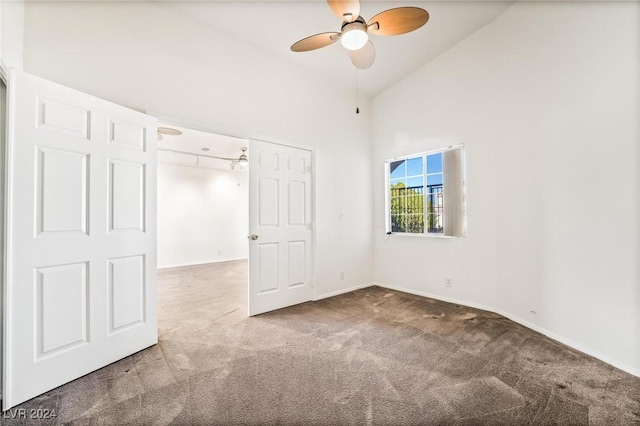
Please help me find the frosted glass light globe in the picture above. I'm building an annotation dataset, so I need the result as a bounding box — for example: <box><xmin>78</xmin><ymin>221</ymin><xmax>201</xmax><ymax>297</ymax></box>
<box><xmin>340</xmin><ymin>22</ymin><xmax>368</xmax><ymax>51</ymax></box>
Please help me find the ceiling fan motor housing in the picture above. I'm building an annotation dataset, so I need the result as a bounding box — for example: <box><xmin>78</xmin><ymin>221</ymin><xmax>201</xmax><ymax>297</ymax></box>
<box><xmin>340</xmin><ymin>19</ymin><xmax>369</xmax><ymax>51</ymax></box>
<box><xmin>341</xmin><ymin>15</ymin><xmax>367</xmax><ymax>29</ymax></box>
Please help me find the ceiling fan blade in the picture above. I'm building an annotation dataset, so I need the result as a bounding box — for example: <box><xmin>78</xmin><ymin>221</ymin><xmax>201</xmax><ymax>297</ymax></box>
<box><xmin>291</xmin><ymin>32</ymin><xmax>340</xmax><ymax>52</ymax></box>
<box><xmin>349</xmin><ymin>40</ymin><xmax>375</xmax><ymax>69</ymax></box>
<box><xmin>327</xmin><ymin>0</ymin><xmax>360</xmax><ymax>23</ymax></box>
<box><xmin>157</xmin><ymin>126</ymin><xmax>182</xmax><ymax>136</ymax></box>
<box><xmin>367</xmin><ymin>7</ymin><xmax>429</xmax><ymax>36</ymax></box>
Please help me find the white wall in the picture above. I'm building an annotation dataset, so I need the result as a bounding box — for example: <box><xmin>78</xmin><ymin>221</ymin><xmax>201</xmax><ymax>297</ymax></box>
<box><xmin>157</xmin><ymin>164</ymin><xmax>248</xmax><ymax>269</ymax></box>
<box><xmin>0</xmin><ymin>0</ymin><xmax>24</xmax><ymax>71</ymax></box>
<box><xmin>23</xmin><ymin>1</ymin><xmax>374</xmax><ymax>298</ymax></box>
<box><xmin>372</xmin><ymin>1</ymin><xmax>639</xmax><ymax>375</ymax></box>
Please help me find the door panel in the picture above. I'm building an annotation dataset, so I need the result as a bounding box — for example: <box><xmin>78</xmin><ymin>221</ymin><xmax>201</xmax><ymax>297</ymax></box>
<box><xmin>258</xmin><ymin>177</ymin><xmax>279</xmax><ymax>226</ymax></box>
<box><xmin>287</xmin><ymin>241</ymin><xmax>306</xmax><ymax>287</ymax></box>
<box><xmin>257</xmin><ymin>243</ymin><xmax>279</xmax><ymax>294</ymax></box>
<box><xmin>108</xmin><ymin>255</ymin><xmax>146</xmax><ymax>332</ymax></box>
<box><xmin>36</xmin><ymin>148</ymin><xmax>89</xmax><ymax>234</ymax></box>
<box><xmin>249</xmin><ymin>140</ymin><xmax>313</xmax><ymax>315</ymax></box>
<box><xmin>109</xmin><ymin>159</ymin><xmax>146</xmax><ymax>231</ymax></box>
<box><xmin>36</xmin><ymin>262</ymin><xmax>89</xmax><ymax>356</ymax></box>
<box><xmin>4</xmin><ymin>70</ymin><xmax>157</xmax><ymax>409</ymax></box>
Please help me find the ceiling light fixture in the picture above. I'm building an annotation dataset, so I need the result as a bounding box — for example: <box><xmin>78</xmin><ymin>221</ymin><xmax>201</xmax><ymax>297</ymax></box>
<box><xmin>340</xmin><ymin>22</ymin><xmax>368</xmax><ymax>51</ymax></box>
<box><xmin>237</xmin><ymin>147</ymin><xmax>248</xmax><ymax>168</ymax></box>
<box><xmin>231</xmin><ymin>147</ymin><xmax>248</xmax><ymax>169</ymax></box>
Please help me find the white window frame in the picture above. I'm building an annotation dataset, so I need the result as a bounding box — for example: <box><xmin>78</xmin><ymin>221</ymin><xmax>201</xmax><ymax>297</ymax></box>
<box><xmin>384</xmin><ymin>145</ymin><xmax>465</xmax><ymax>238</ymax></box>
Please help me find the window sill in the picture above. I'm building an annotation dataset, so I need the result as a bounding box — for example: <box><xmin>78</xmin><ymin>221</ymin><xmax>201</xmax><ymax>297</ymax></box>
<box><xmin>386</xmin><ymin>232</ymin><xmax>456</xmax><ymax>239</ymax></box>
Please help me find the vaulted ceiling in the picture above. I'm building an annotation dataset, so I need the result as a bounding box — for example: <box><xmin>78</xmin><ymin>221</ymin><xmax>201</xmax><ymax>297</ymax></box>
<box><xmin>160</xmin><ymin>1</ymin><xmax>513</xmax><ymax>97</ymax></box>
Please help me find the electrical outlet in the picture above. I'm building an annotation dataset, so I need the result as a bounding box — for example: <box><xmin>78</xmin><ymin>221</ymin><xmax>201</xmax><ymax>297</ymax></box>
<box><xmin>218</xmin><ymin>249</ymin><xmax>222</xmax><ymax>255</ymax></box>
<box><xmin>340</xmin><ymin>271</ymin><xmax>345</xmax><ymax>280</ymax></box>
<box><xmin>339</xmin><ymin>212</ymin><xmax>344</xmax><ymax>220</ymax></box>
<box><xmin>445</xmin><ymin>277</ymin><xmax>452</xmax><ymax>287</ymax></box>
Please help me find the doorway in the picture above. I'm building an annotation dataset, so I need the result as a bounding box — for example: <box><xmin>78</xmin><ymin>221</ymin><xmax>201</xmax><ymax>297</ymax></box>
<box><xmin>155</xmin><ymin>124</ymin><xmax>249</xmax><ymax>270</ymax></box>
<box><xmin>154</xmin><ymin>122</ymin><xmax>317</xmax><ymax>317</ymax></box>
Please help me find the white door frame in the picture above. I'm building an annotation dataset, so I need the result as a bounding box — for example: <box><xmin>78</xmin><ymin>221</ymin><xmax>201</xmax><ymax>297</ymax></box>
<box><xmin>0</xmin><ymin>64</ymin><xmax>8</xmax><ymax>402</ymax></box>
<box><xmin>146</xmin><ymin>112</ymin><xmax>319</xmax><ymax>301</ymax></box>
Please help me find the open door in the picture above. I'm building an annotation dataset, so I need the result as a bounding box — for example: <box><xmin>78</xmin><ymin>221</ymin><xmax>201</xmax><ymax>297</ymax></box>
<box><xmin>3</xmin><ymin>70</ymin><xmax>157</xmax><ymax>409</ymax></box>
<box><xmin>248</xmin><ymin>140</ymin><xmax>314</xmax><ymax>316</ymax></box>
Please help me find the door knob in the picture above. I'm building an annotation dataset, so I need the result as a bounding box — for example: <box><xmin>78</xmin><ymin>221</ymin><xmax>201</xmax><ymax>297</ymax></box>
<box><xmin>248</xmin><ymin>234</ymin><xmax>259</xmax><ymax>240</ymax></box>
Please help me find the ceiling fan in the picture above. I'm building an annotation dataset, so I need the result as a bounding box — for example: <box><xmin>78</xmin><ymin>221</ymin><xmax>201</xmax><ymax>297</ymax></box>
<box><xmin>229</xmin><ymin>147</ymin><xmax>249</xmax><ymax>170</ymax></box>
<box><xmin>157</xmin><ymin>126</ymin><xmax>183</xmax><ymax>141</ymax></box>
<box><xmin>290</xmin><ymin>0</ymin><xmax>429</xmax><ymax>69</ymax></box>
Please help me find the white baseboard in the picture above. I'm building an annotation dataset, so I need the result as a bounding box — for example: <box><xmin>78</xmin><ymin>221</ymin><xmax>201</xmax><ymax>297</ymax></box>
<box><xmin>375</xmin><ymin>282</ymin><xmax>498</xmax><ymax>313</ymax></box>
<box><xmin>314</xmin><ymin>282</ymin><xmax>375</xmax><ymax>301</ymax></box>
<box><xmin>158</xmin><ymin>258</ymin><xmax>247</xmax><ymax>270</ymax></box>
<box><xmin>494</xmin><ymin>309</ymin><xmax>640</xmax><ymax>378</ymax></box>
<box><xmin>375</xmin><ymin>281</ymin><xmax>640</xmax><ymax>378</ymax></box>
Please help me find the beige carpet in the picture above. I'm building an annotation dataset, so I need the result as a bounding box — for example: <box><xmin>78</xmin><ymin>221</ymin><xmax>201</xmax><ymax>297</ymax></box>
<box><xmin>8</xmin><ymin>260</ymin><xmax>639</xmax><ymax>425</ymax></box>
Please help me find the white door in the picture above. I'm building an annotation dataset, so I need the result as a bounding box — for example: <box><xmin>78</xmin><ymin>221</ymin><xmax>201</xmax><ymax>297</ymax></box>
<box><xmin>248</xmin><ymin>140</ymin><xmax>313</xmax><ymax>316</ymax></box>
<box><xmin>3</xmin><ymin>70</ymin><xmax>157</xmax><ymax>409</ymax></box>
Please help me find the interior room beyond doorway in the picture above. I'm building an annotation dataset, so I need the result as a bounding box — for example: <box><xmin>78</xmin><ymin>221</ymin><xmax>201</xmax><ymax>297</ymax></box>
<box><xmin>156</xmin><ymin>124</ymin><xmax>249</xmax><ymax>269</ymax></box>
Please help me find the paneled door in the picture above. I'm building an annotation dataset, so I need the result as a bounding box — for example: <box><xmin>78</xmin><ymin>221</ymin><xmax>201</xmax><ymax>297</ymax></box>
<box><xmin>248</xmin><ymin>140</ymin><xmax>314</xmax><ymax>316</ymax></box>
<box><xmin>3</xmin><ymin>70</ymin><xmax>157</xmax><ymax>409</ymax></box>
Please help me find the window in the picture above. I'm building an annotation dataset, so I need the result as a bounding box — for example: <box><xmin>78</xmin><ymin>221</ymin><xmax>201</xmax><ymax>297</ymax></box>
<box><xmin>385</xmin><ymin>146</ymin><xmax>466</xmax><ymax>237</ymax></box>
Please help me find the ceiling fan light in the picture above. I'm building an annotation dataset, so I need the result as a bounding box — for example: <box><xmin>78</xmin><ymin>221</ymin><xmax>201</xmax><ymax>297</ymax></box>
<box><xmin>340</xmin><ymin>22</ymin><xmax>368</xmax><ymax>51</ymax></box>
<box><xmin>237</xmin><ymin>147</ymin><xmax>248</xmax><ymax>168</ymax></box>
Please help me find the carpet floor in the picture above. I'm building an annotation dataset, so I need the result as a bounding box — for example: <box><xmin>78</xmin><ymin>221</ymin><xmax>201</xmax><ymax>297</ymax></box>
<box><xmin>6</xmin><ymin>260</ymin><xmax>640</xmax><ymax>425</ymax></box>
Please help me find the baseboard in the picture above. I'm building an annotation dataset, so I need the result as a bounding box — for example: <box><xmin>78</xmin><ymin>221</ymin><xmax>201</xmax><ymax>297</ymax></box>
<box><xmin>374</xmin><ymin>282</ymin><xmax>499</xmax><ymax>313</ymax></box>
<box><xmin>494</xmin><ymin>309</ymin><xmax>640</xmax><ymax>378</ymax></box>
<box><xmin>158</xmin><ymin>258</ymin><xmax>247</xmax><ymax>270</ymax></box>
<box><xmin>314</xmin><ymin>282</ymin><xmax>375</xmax><ymax>301</ymax></box>
<box><xmin>375</xmin><ymin>281</ymin><xmax>640</xmax><ymax>378</ymax></box>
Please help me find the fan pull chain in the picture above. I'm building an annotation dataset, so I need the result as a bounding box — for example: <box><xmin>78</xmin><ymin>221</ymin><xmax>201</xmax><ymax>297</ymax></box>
<box><xmin>355</xmin><ymin>69</ymin><xmax>360</xmax><ymax>114</ymax></box>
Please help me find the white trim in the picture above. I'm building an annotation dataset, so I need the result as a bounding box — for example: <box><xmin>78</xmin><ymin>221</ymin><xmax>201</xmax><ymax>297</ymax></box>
<box><xmin>385</xmin><ymin>232</ymin><xmax>452</xmax><ymax>239</ymax></box>
<box><xmin>2</xmin><ymin>69</ymin><xmax>16</xmax><ymax>408</ymax></box>
<box><xmin>384</xmin><ymin>161</ymin><xmax>390</xmax><ymax>233</ymax></box>
<box><xmin>314</xmin><ymin>282</ymin><xmax>375</xmax><ymax>301</ymax></box>
<box><xmin>496</xmin><ymin>311</ymin><xmax>640</xmax><ymax>378</ymax></box>
<box><xmin>376</xmin><ymin>282</ymin><xmax>496</xmax><ymax>312</ymax></box>
<box><xmin>311</xmin><ymin>149</ymin><xmax>318</xmax><ymax>301</ymax></box>
<box><xmin>386</xmin><ymin>144</ymin><xmax>465</xmax><ymax>163</ymax></box>
<box><xmin>157</xmin><ymin>258</ymin><xmax>247</xmax><ymax>271</ymax></box>
<box><xmin>375</xmin><ymin>281</ymin><xmax>640</xmax><ymax>379</ymax></box>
